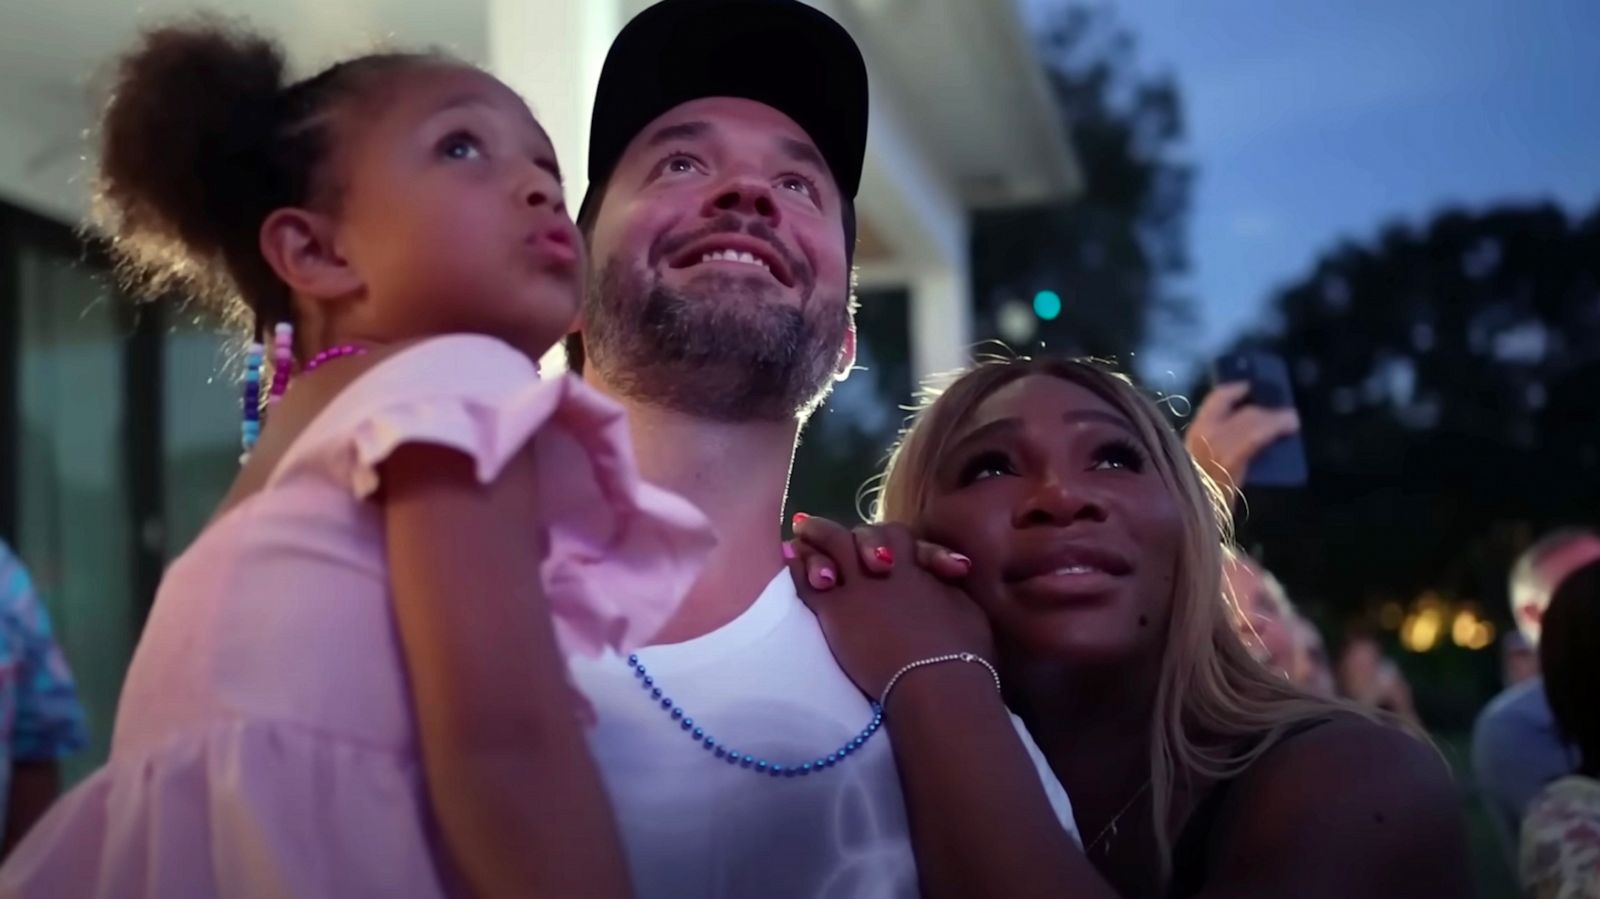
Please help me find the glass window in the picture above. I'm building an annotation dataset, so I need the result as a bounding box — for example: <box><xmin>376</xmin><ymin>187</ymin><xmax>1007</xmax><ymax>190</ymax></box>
<box><xmin>9</xmin><ymin>221</ymin><xmax>138</xmax><ymax>784</ymax></box>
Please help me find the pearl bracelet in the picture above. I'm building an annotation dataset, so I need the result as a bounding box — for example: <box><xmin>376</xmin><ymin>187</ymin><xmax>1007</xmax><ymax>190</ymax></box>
<box><xmin>879</xmin><ymin>652</ymin><xmax>1002</xmax><ymax>711</ymax></box>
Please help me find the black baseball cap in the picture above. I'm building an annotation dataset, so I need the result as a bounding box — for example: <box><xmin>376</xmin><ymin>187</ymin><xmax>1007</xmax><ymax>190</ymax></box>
<box><xmin>578</xmin><ymin>0</ymin><xmax>869</xmax><ymax>222</ymax></box>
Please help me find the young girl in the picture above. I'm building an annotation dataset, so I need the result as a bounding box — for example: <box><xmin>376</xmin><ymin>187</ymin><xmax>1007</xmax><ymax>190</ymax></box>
<box><xmin>0</xmin><ymin>18</ymin><xmax>712</xmax><ymax>899</ymax></box>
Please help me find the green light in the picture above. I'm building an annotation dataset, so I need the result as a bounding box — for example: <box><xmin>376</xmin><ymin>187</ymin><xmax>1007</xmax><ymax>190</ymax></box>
<box><xmin>1033</xmin><ymin>290</ymin><xmax>1062</xmax><ymax>320</ymax></box>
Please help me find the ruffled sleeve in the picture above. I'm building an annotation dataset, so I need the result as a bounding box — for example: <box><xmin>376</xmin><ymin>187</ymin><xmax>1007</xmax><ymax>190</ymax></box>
<box><xmin>1520</xmin><ymin>777</ymin><xmax>1600</xmax><ymax>899</ymax></box>
<box><xmin>289</xmin><ymin>335</ymin><xmax>715</xmax><ymax>657</ymax></box>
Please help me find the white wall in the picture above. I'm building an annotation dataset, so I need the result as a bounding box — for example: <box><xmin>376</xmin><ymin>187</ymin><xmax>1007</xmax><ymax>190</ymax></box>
<box><xmin>0</xmin><ymin>0</ymin><xmax>490</xmax><ymax>227</ymax></box>
<box><xmin>0</xmin><ymin>87</ymin><xmax>90</xmax><ymax>223</ymax></box>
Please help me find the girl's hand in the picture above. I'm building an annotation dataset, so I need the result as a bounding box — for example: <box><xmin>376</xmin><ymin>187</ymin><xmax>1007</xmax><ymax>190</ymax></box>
<box><xmin>785</xmin><ymin>514</ymin><xmax>994</xmax><ymax>702</ymax></box>
<box><xmin>787</xmin><ymin>513</ymin><xmax>972</xmax><ymax>592</ymax></box>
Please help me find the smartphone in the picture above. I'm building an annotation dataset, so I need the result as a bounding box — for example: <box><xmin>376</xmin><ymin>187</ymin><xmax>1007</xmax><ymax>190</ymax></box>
<box><xmin>1211</xmin><ymin>351</ymin><xmax>1308</xmax><ymax>487</ymax></box>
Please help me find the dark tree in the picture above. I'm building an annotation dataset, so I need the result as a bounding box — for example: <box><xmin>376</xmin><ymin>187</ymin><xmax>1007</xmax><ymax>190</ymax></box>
<box><xmin>791</xmin><ymin>5</ymin><xmax>1198</xmax><ymax>524</ymax></box>
<box><xmin>1215</xmin><ymin>202</ymin><xmax>1600</xmax><ymax>723</ymax></box>
<box><xmin>971</xmin><ymin>4</ymin><xmax>1195</xmax><ymax>358</ymax></box>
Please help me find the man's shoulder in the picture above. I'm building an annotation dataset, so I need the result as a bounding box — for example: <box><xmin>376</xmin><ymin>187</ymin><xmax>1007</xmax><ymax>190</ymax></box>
<box><xmin>1472</xmin><ymin>678</ymin><xmax>1563</xmax><ymax>784</ymax></box>
<box><xmin>658</xmin><ymin>569</ymin><xmax>817</xmax><ymax>660</ymax></box>
<box><xmin>1476</xmin><ymin>679</ymin><xmax>1553</xmax><ymax>734</ymax></box>
<box><xmin>755</xmin><ymin>567</ymin><xmax>808</xmax><ymax>622</ymax></box>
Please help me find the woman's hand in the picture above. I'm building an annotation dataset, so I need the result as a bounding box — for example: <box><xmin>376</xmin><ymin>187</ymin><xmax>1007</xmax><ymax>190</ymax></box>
<box><xmin>1185</xmin><ymin>381</ymin><xmax>1300</xmax><ymax>493</ymax></box>
<box><xmin>786</xmin><ymin>514</ymin><xmax>995</xmax><ymax>703</ymax></box>
<box><xmin>790</xmin><ymin>516</ymin><xmax>1100</xmax><ymax>899</ymax></box>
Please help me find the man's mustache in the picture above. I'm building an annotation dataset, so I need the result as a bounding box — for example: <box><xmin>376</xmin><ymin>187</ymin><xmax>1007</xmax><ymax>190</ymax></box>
<box><xmin>648</xmin><ymin>215</ymin><xmax>814</xmax><ymax>294</ymax></box>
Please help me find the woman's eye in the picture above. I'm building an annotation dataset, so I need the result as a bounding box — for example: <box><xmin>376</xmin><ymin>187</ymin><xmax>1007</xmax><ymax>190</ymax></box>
<box><xmin>1090</xmin><ymin>439</ymin><xmax>1146</xmax><ymax>473</ymax></box>
<box><xmin>440</xmin><ymin>131</ymin><xmax>484</xmax><ymax>161</ymax></box>
<box><xmin>958</xmin><ymin>451</ymin><xmax>1016</xmax><ymax>486</ymax></box>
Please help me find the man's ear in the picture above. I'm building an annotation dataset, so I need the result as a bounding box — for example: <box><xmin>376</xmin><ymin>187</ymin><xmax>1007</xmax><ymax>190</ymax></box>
<box><xmin>834</xmin><ymin>319</ymin><xmax>857</xmax><ymax>381</ymax></box>
<box><xmin>259</xmin><ymin>208</ymin><xmax>364</xmax><ymax>301</ymax></box>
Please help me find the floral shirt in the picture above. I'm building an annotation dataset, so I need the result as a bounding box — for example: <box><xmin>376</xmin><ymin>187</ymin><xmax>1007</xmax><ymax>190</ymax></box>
<box><xmin>0</xmin><ymin>542</ymin><xmax>89</xmax><ymax>841</ymax></box>
<box><xmin>1522</xmin><ymin>775</ymin><xmax>1600</xmax><ymax>899</ymax></box>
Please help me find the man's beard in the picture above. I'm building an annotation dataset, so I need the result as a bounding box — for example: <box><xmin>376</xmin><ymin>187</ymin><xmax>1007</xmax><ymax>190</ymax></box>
<box><xmin>581</xmin><ymin>256</ymin><xmax>850</xmax><ymax>423</ymax></box>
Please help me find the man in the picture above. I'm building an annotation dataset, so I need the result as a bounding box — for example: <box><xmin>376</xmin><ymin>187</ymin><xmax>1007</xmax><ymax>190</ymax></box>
<box><xmin>1291</xmin><ymin>614</ymin><xmax>1336</xmax><ymax>698</ymax></box>
<box><xmin>561</xmin><ymin>1</ymin><xmax>1077</xmax><ymax>895</ymax></box>
<box><xmin>1225</xmin><ymin>553</ymin><xmax>1307</xmax><ymax>684</ymax></box>
<box><xmin>1498</xmin><ymin>632</ymin><xmax>1539</xmax><ymax>688</ymax></box>
<box><xmin>1472</xmin><ymin>527</ymin><xmax>1600</xmax><ymax>860</ymax></box>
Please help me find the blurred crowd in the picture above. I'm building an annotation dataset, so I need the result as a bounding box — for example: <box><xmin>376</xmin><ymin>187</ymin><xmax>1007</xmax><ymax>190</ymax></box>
<box><xmin>1189</xmin><ymin>384</ymin><xmax>1600</xmax><ymax>896</ymax></box>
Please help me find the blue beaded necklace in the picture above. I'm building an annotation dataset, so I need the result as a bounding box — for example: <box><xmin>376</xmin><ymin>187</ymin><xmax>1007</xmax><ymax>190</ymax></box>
<box><xmin>627</xmin><ymin>654</ymin><xmax>883</xmax><ymax>777</ymax></box>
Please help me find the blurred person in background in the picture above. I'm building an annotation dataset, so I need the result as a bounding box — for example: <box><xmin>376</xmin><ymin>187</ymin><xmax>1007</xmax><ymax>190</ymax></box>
<box><xmin>1519</xmin><ymin>558</ymin><xmax>1600</xmax><ymax>898</ymax></box>
<box><xmin>1225</xmin><ymin>552</ymin><xmax>1309</xmax><ymax>686</ymax></box>
<box><xmin>1474</xmin><ymin>528</ymin><xmax>1600</xmax><ymax>861</ymax></box>
<box><xmin>1190</xmin><ymin>382</ymin><xmax>1337</xmax><ymax>696</ymax></box>
<box><xmin>1502</xmin><ymin>632</ymin><xmax>1540</xmax><ymax>689</ymax></box>
<box><xmin>1336</xmin><ymin>632</ymin><xmax>1420</xmax><ymax>727</ymax></box>
<box><xmin>0</xmin><ymin>541</ymin><xmax>87</xmax><ymax>860</ymax></box>
<box><xmin>1292</xmin><ymin>614</ymin><xmax>1337</xmax><ymax>698</ymax></box>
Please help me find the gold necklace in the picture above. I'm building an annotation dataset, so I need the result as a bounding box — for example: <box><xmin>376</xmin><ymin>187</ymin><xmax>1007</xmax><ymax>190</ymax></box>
<box><xmin>1086</xmin><ymin>779</ymin><xmax>1151</xmax><ymax>856</ymax></box>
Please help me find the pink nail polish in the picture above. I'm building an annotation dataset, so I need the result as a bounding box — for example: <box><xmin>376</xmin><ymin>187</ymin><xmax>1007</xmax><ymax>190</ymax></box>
<box><xmin>816</xmin><ymin>567</ymin><xmax>836</xmax><ymax>588</ymax></box>
<box><xmin>950</xmin><ymin>553</ymin><xmax>972</xmax><ymax>569</ymax></box>
<box><xmin>782</xmin><ymin>542</ymin><xmax>796</xmax><ymax>561</ymax></box>
<box><xmin>873</xmin><ymin>546</ymin><xmax>894</xmax><ymax>566</ymax></box>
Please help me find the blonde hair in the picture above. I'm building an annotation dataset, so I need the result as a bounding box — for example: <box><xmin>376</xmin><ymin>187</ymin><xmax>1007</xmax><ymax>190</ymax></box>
<box><xmin>871</xmin><ymin>356</ymin><xmax>1362</xmax><ymax>883</ymax></box>
<box><xmin>1225</xmin><ymin>551</ymin><xmax>1294</xmax><ymax>630</ymax></box>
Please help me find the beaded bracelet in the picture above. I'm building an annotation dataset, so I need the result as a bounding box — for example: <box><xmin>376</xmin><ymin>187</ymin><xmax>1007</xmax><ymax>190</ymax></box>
<box><xmin>879</xmin><ymin>652</ymin><xmax>1002</xmax><ymax>711</ymax></box>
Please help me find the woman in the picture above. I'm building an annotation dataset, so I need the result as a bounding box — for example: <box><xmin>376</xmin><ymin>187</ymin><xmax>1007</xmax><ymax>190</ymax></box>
<box><xmin>788</xmin><ymin>357</ymin><xmax>1469</xmax><ymax>898</ymax></box>
<box><xmin>1520</xmin><ymin>559</ymin><xmax>1600</xmax><ymax>898</ymax></box>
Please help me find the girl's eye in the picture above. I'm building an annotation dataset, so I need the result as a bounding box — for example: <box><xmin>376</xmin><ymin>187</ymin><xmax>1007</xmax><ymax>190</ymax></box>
<box><xmin>1090</xmin><ymin>439</ymin><xmax>1146</xmax><ymax>473</ymax></box>
<box><xmin>957</xmin><ymin>450</ymin><xmax>1016</xmax><ymax>486</ymax></box>
<box><xmin>440</xmin><ymin>131</ymin><xmax>484</xmax><ymax>161</ymax></box>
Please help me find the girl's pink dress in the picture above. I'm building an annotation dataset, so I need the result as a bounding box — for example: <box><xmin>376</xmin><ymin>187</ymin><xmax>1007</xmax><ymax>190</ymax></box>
<box><xmin>0</xmin><ymin>335</ymin><xmax>713</xmax><ymax>898</ymax></box>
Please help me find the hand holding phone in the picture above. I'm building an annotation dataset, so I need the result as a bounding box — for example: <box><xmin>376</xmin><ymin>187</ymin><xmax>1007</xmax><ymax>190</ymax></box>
<box><xmin>1193</xmin><ymin>351</ymin><xmax>1308</xmax><ymax>489</ymax></box>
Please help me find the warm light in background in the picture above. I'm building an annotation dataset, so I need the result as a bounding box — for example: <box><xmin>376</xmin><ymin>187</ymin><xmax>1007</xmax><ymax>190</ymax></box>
<box><xmin>1400</xmin><ymin>603</ymin><xmax>1444</xmax><ymax>653</ymax></box>
<box><xmin>1451</xmin><ymin>607</ymin><xmax>1496</xmax><ymax>651</ymax></box>
<box><xmin>1398</xmin><ymin>593</ymin><xmax>1494</xmax><ymax>652</ymax></box>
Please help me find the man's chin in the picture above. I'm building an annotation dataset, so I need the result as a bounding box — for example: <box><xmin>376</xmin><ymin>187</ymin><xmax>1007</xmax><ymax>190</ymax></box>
<box><xmin>585</xmin><ymin>259</ymin><xmax>845</xmax><ymax>421</ymax></box>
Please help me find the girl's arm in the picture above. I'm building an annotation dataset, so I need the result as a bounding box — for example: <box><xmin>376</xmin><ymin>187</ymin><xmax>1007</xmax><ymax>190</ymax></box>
<box><xmin>384</xmin><ymin>442</ymin><xmax>630</xmax><ymax>898</ymax></box>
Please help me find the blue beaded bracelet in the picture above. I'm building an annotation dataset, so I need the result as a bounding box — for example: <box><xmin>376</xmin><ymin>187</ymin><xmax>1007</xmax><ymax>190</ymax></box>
<box><xmin>626</xmin><ymin>654</ymin><xmax>882</xmax><ymax>777</ymax></box>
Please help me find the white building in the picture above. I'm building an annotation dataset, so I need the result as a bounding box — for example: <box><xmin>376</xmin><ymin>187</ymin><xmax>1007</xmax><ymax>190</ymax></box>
<box><xmin>0</xmin><ymin>0</ymin><xmax>1077</xmax><ymax>777</ymax></box>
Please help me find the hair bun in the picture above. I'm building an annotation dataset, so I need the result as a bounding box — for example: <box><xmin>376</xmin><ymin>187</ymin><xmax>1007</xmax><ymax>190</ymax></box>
<box><xmin>96</xmin><ymin>16</ymin><xmax>287</xmax><ymax>294</ymax></box>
